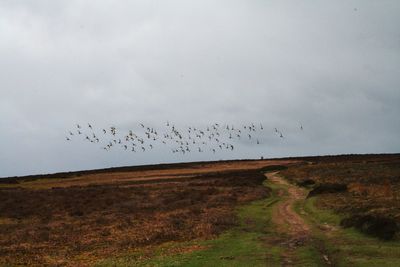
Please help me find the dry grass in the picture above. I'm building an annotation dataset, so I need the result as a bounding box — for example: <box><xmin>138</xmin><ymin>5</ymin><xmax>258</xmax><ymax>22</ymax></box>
<box><xmin>0</xmin><ymin>160</ymin><xmax>292</xmax><ymax>266</ymax></box>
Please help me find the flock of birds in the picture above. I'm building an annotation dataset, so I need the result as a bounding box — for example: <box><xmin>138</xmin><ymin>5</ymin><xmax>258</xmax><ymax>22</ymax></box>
<box><xmin>65</xmin><ymin>122</ymin><xmax>303</xmax><ymax>155</ymax></box>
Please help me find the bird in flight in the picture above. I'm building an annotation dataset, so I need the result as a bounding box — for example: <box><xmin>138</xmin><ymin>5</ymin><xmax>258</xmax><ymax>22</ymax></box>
<box><xmin>65</xmin><ymin>121</ymin><xmax>297</xmax><ymax>155</ymax></box>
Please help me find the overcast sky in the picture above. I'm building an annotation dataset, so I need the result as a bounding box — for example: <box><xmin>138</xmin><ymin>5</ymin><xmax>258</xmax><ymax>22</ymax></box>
<box><xmin>1</xmin><ymin>1</ymin><xmax>399</xmax><ymax>177</ymax></box>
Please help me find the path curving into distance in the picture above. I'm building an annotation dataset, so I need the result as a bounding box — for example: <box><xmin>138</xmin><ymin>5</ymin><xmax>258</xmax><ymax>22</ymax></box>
<box><xmin>265</xmin><ymin>172</ymin><xmax>332</xmax><ymax>266</ymax></box>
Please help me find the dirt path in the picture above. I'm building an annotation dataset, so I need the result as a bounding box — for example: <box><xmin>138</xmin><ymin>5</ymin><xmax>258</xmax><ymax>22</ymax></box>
<box><xmin>266</xmin><ymin>172</ymin><xmax>332</xmax><ymax>266</ymax></box>
<box><xmin>269</xmin><ymin>172</ymin><xmax>310</xmax><ymax>244</ymax></box>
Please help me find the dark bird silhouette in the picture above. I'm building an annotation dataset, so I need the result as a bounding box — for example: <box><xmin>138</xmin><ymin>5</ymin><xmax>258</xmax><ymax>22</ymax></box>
<box><xmin>66</xmin><ymin>121</ymin><xmax>300</xmax><ymax>156</ymax></box>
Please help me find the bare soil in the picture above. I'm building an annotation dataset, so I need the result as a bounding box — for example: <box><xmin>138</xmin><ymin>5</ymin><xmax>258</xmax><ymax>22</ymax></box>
<box><xmin>269</xmin><ymin>172</ymin><xmax>310</xmax><ymax>245</ymax></box>
<box><xmin>267</xmin><ymin>172</ymin><xmax>335</xmax><ymax>266</ymax></box>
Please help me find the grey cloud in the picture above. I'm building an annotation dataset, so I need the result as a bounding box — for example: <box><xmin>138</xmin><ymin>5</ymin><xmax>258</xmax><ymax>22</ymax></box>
<box><xmin>0</xmin><ymin>0</ymin><xmax>399</xmax><ymax>177</ymax></box>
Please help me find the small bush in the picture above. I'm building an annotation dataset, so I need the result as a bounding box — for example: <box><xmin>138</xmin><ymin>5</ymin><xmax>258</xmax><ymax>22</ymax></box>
<box><xmin>341</xmin><ymin>215</ymin><xmax>399</xmax><ymax>240</ymax></box>
<box><xmin>307</xmin><ymin>183</ymin><xmax>347</xmax><ymax>198</ymax></box>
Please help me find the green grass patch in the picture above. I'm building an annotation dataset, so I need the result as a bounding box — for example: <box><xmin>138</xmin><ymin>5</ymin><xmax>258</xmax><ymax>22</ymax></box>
<box><xmin>301</xmin><ymin>196</ymin><xmax>400</xmax><ymax>267</ymax></box>
<box><xmin>301</xmin><ymin>197</ymin><xmax>341</xmax><ymax>226</ymax></box>
<box><xmin>97</xmin><ymin>178</ymin><xmax>283</xmax><ymax>267</ymax></box>
<box><xmin>294</xmin><ymin>245</ymin><xmax>325</xmax><ymax>267</ymax></box>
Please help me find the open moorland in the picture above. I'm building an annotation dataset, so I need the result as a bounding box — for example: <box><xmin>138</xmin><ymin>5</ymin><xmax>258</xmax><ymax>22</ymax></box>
<box><xmin>1</xmin><ymin>154</ymin><xmax>400</xmax><ymax>266</ymax></box>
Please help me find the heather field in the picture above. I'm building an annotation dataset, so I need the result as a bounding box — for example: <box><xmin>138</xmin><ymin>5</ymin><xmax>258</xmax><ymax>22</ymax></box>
<box><xmin>1</xmin><ymin>155</ymin><xmax>400</xmax><ymax>266</ymax></box>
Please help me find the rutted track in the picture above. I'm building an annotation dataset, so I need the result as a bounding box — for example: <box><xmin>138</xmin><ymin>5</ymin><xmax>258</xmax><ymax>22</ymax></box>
<box><xmin>265</xmin><ymin>172</ymin><xmax>332</xmax><ymax>266</ymax></box>
<box><xmin>269</xmin><ymin>172</ymin><xmax>310</xmax><ymax>244</ymax></box>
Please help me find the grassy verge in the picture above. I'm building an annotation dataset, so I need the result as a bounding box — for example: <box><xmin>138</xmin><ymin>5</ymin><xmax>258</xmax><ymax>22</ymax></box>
<box><xmin>96</xmin><ymin>179</ymin><xmax>282</xmax><ymax>267</ymax></box>
<box><xmin>298</xmin><ymin>196</ymin><xmax>400</xmax><ymax>267</ymax></box>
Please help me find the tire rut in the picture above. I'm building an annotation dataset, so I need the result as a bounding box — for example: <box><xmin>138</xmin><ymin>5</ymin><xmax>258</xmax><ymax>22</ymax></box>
<box><xmin>266</xmin><ymin>172</ymin><xmax>332</xmax><ymax>266</ymax></box>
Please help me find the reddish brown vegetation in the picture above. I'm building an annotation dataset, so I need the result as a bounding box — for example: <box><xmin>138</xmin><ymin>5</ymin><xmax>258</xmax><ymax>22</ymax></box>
<box><xmin>0</xmin><ymin>160</ymin><xmax>285</xmax><ymax>266</ymax></box>
<box><xmin>281</xmin><ymin>154</ymin><xmax>400</xmax><ymax>240</ymax></box>
<box><xmin>1</xmin><ymin>155</ymin><xmax>398</xmax><ymax>265</ymax></box>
